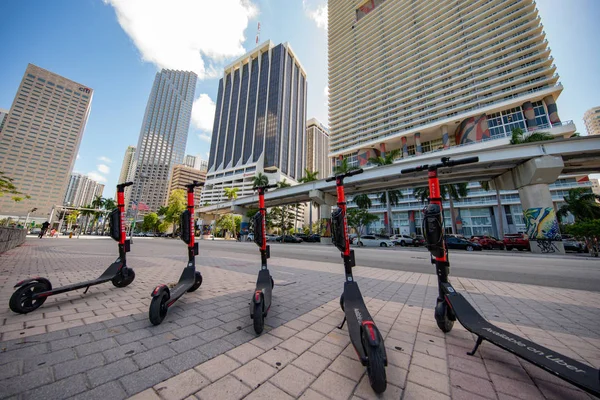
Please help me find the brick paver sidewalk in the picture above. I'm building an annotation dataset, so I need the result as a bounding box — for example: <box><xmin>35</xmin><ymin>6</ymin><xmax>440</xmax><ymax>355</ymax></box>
<box><xmin>0</xmin><ymin>238</ymin><xmax>599</xmax><ymax>399</ymax></box>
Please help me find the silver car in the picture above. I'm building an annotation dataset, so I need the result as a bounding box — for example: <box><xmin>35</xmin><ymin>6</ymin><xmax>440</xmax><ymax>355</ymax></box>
<box><xmin>353</xmin><ymin>235</ymin><xmax>395</xmax><ymax>247</ymax></box>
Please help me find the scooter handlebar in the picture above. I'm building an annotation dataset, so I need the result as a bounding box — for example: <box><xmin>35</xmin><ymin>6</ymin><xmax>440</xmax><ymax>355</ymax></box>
<box><xmin>401</xmin><ymin>165</ymin><xmax>427</xmax><ymax>174</ymax></box>
<box><xmin>117</xmin><ymin>181</ymin><xmax>134</xmax><ymax>191</ymax></box>
<box><xmin>444</xmin><ymin>156</ymin><xmax>479</xmax><ymax>167</ymax></box>
<box><xmin>326</xmin><ymin>168</ymin><xmax>364</xmax><ymax>182</ymax></box>
<box><xmin>186</xmin><ymin>181</ymin><xmax>205</xmax><ymax>189</ymax></box>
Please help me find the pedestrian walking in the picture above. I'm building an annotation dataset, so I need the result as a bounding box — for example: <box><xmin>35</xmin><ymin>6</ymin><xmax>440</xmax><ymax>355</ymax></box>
<box><xmin>40</xmin><ymin>221</ymin><xmax>50</xmax><ymax>238</ymax></box>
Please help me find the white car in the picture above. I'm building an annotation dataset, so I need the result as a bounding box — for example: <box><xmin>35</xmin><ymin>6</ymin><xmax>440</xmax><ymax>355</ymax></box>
<box><xmin>353</xmin><ymin>235</ymin><xmax>395</xmax><ymax>247</ymax></box>
<box><xmin>391</xmin><ymin>234</ymin><xmax>413</xmax><ymax>246</ymax></box>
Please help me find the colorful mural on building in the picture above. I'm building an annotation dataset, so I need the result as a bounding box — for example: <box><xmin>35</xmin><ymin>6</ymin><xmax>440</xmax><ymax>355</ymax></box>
<box><xmin>523</xmin><ymin>207</ymin><xmax>561</xmax><ymax>240</ymax></box>
<box><xmin>454</xmin><ymin>114</ymin><xmax>490</xmax><ymax>145</ymax></box>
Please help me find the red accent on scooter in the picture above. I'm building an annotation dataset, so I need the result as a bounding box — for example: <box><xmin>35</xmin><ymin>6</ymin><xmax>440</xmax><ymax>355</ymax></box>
<box><xmin>255</xmin><ymin>290</ymin><xmax>261</xmax><ymax>302</ymax></box>
<box><xmin>362</xmin><ymin>321</ymin><xmax>376</xmax><ymax>341</ymax></box>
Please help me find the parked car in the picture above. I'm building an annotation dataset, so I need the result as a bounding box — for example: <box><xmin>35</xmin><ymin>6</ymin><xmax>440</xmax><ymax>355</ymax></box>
<box><xmin>470</xmin><ymin>235</ymin><xmax>505</xmax><ymax>250</ymax></box>
<box><xmin>391</xmin><ymin>234</ymin><xmax>414</xmax><ymax>247</ymax></box>
<box><xmin>503</xmin><ymin>233</ymin><xmax>530</xmax><ymax>251</ymax></box>
<box><xmin>413</xmin><ymin>235</ymin><xmax>425</xmax><ymax>247</ymax></box>
<box><xmin>276</xmin><ymin>235</ymin><xmax>303</xmax><ymax>243</ymax></box>
<box><xmin>295</xmin><ymin>233</ymin><xmax>319</xmax><ymax>242</ymax></box>
<box><xmin>561</xmin><ymin>235</ymin><xmax>584</xmax><ymax>253</ymax></box>
<box><xmin>445</xmin><ymin>236</ymin><xmax>482</xmax><ymax>251</ymax></box>
<box><xmin>352</xmin><ymin>235</ymin><xmax>395</xmax><ymax>247</ymax></box>
<box><xmin>30</xmin><ymin>228</ymin><xmax>41</xmax><ymax>235</ymax></box>
<box><xmin>266</xmin><ymin>234</ymin><xmax>277</xmax><ymax>242</ymax></box>
<box><xmin>246</xmin><ymin>233</ymin><xmax>254</xmax><ymax>241</ymax></box>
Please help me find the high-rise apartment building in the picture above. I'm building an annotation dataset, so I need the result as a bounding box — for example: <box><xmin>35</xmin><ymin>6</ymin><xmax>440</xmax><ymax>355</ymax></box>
<box><xmin>305</xmin><ymin>118</ymin><xmax>330</xmax><ymax>179</ymax></box>
<box><xmin>0</xmin><ymin>64</ymin><xmax>93</xmax><ymax>218</ymax></box>
<box><xmin>201</xmin><ymin>40</ymin><xmax>308</xmax><ymax>204</ymax></box>
<box><xmin>584</xmin><ymin>106</ymin><xmax>600</xmax><ymax>136</ymax></box>
<box><xmin>63</xmin><ymin>173</ymin><xmax>104</xmax><ymax>208</ymax></box>
<box><xmin>129</xmin><ymin>70</ymin><xmax>197</xmax><ymax>212</ymax></box>
<box><xmin>0</xmin><ymin>108</ymin><xmax>9</xmax><ymax>133</ymax></box>
<box><xmin>167</xmin><ymin>164</ymin><xmax>207</xmax><ymax>207</ymax></box>
<box><xmin>328</xmin><ymin>0</ymin><xmax>581</xmax><ymax>237</ymax></box>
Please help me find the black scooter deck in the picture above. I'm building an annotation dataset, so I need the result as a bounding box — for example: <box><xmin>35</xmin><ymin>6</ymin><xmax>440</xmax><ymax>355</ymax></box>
<box><xmin>34</xmin><ymin>261</ymin><xmax>123</xmax><ymax>298</ymax></box>
<box><xmin>443</xmin><ymin>283</ymin><xmax>600</xmax><ymax>397</ymax></box>
<box><xmin>342</xmin><ymin>281</ymin><xmax>372</xmax><ymax>364</ymax></box>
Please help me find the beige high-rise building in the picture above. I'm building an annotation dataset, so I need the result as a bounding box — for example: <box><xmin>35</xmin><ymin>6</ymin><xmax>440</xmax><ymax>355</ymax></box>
<box><xmin>0</xmin><ymin>108</ymin><xmax>9</xmax><ymax>133</ymax></box>
<box><xmin>328</xmin><ymin>0</ymin><xmax>574</xmax><ymax>165</ymax></box>
<box><xmin>305</xmin><ymin>118</ymin><xmax>330</xmax><ymax>179</ymax></box>
<box><xmin>584</xmin><ymin>106</ymin><xmax>600</xmax><ymax>136</ymax></box>
<box><xmin>63</xmin><ymin>173</ymin><xmax>104</xmax><ymax>208</ymax></box>
<box><xmin>0</xmin><ymin>64</ymin><xmax>93</xmax><ymax>219</ymax></box>
<box><xmin>167</xmin><ymin>164</ymin><xmax>207</xmax><ymax>207</ymax></box>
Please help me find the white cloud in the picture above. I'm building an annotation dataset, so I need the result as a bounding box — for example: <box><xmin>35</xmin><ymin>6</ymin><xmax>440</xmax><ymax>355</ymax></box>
<box><xmin>88</xmin><ymin>172</ymin><xmax>107</xmax><ymax>183</ymax></box>
<box><xmin>98</xmin><ymin>156</ymin><xmax>112</xmax><ymax>163</ymax></box>
<box><xmin>76</xmin><ymin>153</ymin><xmax>80</xmax><ymax>160</ymax></box>
<box><xmin>198</xmin><ymin>133</ymin><xmax>212</xmax><ymax>143</ymax></box>
<box><xmin>303</xmin><ymin>0</ymin><xmax>327</xmax><ymax>30</ymax></box>
<box><xmin>104</xmin><ymin>0</ymin><xmax>259</xmax><ymax>79</ymax></box>
<box><xmin>97</xmin><ymin>164</ymin><xmax>110</xmax><ymax>174</ymax></box>
<box><xmin>192</xmin><ymin>93</ymin><xmax>216</xmax><ymax>132</ymax></box>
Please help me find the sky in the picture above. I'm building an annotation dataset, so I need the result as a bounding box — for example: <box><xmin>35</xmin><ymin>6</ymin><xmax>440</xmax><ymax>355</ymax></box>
<box><xmin>0</xmin><ymin>0</ymin><xmax>598</xmax><ymax>198</ymax></box>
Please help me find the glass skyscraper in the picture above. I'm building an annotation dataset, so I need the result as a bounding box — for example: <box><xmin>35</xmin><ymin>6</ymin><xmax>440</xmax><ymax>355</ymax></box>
<box><xmin>129</xmin><ymin>69</ymin><xmax>197</xmax><ymax>212</ymax></box>
<box><xmin>201</xmin><ymin>40</ymin><xmax>308</xmax><ymax>204</ymax></box>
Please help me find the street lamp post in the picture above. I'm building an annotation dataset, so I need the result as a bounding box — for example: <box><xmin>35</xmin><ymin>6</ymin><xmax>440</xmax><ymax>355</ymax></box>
<box><xmin>24</xmin><ymin>207</ymin><xmax>38</xmax><ymax>230</ymax></box>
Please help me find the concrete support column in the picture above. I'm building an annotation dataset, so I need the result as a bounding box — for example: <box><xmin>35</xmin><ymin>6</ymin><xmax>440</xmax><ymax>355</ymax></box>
<box><xmin>379</xmin><ymin>143</ymin><xmax>386</xmax><ymax>157</ymax></box>
<box><xmin>320</xmin><ymin>204</ymin><xmax>333</xmax><ymax>245</ymax></box>
<box><xmin>492</xmin><ymin>155</ymin><xmax>565</xmax><ymax>254</ymax></box>
<box><xmin>522</xmin><ymin>101</ymin><xmax>537</xmax><ymax>130</ymax></box>
<box><xmin>414</xmin><ymin>132</ymin><xmax>422</xmax><ymax>155</ymax></box>
<box><xmin>518</xmin><ymin>184</ymin><xmax>564</xmax><ymax>254</ymax></box>
<box><xmin>401</xmin><ymin>136</ymin><xmax>408</xmax><ymax>158</ymax></box>
<box><xmin>441</xmin><ymin>125</ymin><xmax>449</xmax><ymax>149</ymax></box>
<box><xmin>543</xmin><ymin>95</ymin><xmax>561</xmax><ymax>125</ymax></box>
<box><xmin>241</xmin><ymin>214</ymin><xmax>250</xmax><ymax>241</ymax></box>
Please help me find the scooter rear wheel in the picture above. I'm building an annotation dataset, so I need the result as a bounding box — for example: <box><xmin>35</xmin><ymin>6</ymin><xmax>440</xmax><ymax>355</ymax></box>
<box><xmin>188</xmin><ymin>271</ymin><xmax>203</xmax><ymax>292</ymax></box>
<box><xmin>253</xmin><ymin>300</ymin><xmax>264</xmax><ymax>334</ymax></box>
<box><xmin>362</xmin><ymin>330</ymin><xmax>387</xmax><ymax>394</ymax></box>
<box><xmin>9</xmin><ymin>281</ymin><xmax>50</xmax><ymax>314</ymax></box>
<box><xmin>112</xmin><ymin>267</ymin><xmax>135</xmax><ymax>288</ymax></box>
<box><xmin>434</xmin><ymin>300</ymin><xmax>454</xmax><ymax>333</ymax></box>
<box><xmin>340</xmin><ymin>294</ymin><xmax>345</xmax><ymax>312</ymax></box>
<box><xmin>149</xmin><ymin>292</ymin><xmax>169</xmax><ymax>325</ymax></box>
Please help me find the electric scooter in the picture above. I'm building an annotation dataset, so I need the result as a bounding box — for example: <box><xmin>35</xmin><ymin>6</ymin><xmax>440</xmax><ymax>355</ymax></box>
<box><xmin>249</xmin><ymin>182</ymin><xmax>277</xmax><ymax>334</ymax></box>
<box><xmin>326</xmin><ymin>169</ymin><xmax>387</xmax><ymax>394</ymax></box>
<box><xmin>9</xmin><ymin>182</ymin><xmax>136</xmax><ymax>314</ymax></box>
<box><xmin>401</xmin><ymin>156</ymin><xmax>600</xmax><ymax>397</ymax></box>
<box><xmin>149</xmin><ymin>181</ymin><xmax>203</xmax><ymax>325</ymax></box>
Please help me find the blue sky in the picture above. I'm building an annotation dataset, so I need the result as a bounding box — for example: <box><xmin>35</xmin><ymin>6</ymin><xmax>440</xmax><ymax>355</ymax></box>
<box><xmin>0</xmin><ymin>0</ymin><xmax>598</xmax><ymax>198</ymax></box>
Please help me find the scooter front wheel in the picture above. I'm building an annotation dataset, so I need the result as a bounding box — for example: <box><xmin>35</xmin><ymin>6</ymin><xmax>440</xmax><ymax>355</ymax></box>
<box><xmin>434</xmin><ymin>300</ymin><xmax>454</xmax><ymax>333</ymax></box>
<box><xmin>363</xmin><ymin>330</ymin><xmax>387</xmax><ymax>394</ymax></box>
<box><xmin>149</xmin><ymin>292</ymin><xmax>169</xmax><ymax>325</ymax></box>
<box><xmin>112</xmin><ymin>267</ymin><xmax>135</xmax><ymax>288</ymax></box>
<box><xmin>253</xmin><ymin>300</ymin><xmax>264</xmax><ymax>334</ymax></box>
<box><xmin>188</xmin><ymin>271</ymin><xmax>203</xmax><ymax>292</ymax></box>
<box><xmin>9</xmin><ymin>281</ymin><xmax>50</xmax><ymax>314</ymax></box>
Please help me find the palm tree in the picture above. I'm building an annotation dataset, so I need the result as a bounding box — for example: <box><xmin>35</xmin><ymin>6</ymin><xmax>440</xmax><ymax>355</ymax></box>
<box><xmin>557</xmin><ymin>188</ymin><xmax>600</xmax><ymax>222</ymax></box>
<box><xmin>90</xmin><ymin>195</ymin><xmax>105</xmax><ymax>234</ymax></box>
<box><xmin>413</xmin><ymin>182</ymin><xmax>470</xmax><ymax>234</ymax></box>
<box><xmin>299</xmin><ymin>168</ymin><xmax>319</xmax><ymax>233</ymax></box>
<box><xmin>369</xmin><ymin>149</ymin><xmax>402</xmax><ymax>235</ymax></box>
<box><xmin>252</xmin><ymin>172</ymin><xmax>269</xmax><ymax>189</ymax></box>
<box><xmin>80</xmin><ymin>205</ymin><xmax>94</xmax><ymax>234</ymax></box>
<box><xmin>100</xmin><ymin>198</ymin><xmax>117</xmax><ymax>236</ymax></box>
<box><xmin>510</xmin><ymin>127</ymin><xmax>554</xmax><ymax>144</ymax></box>
<box><xmin>333</xmin><ymin>157</ymin><xmax>358</xmax><ymax>174</ymax></box>
<box><xmin>66</xmin><ymin>210</ymin><xmax>80</xmax><ymax>232</ymax></box>
<box><xmin>353</xmin><ymin>194</ymin><xmax>372</xmax><ymax>210</ymax></box>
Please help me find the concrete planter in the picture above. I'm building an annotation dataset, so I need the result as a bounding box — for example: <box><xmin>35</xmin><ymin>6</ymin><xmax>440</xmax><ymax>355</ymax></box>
<box><xmin>0</xmin><ymin>227</ymin><xmax>27</xmax><ymax>253</ymax></box>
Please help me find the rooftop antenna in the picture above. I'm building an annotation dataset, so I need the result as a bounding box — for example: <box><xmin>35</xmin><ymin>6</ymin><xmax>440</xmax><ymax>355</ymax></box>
<box><xmin>256</xmin><ymin>22</ymin><xmax>261</xmax><ymax>44</ymax></box>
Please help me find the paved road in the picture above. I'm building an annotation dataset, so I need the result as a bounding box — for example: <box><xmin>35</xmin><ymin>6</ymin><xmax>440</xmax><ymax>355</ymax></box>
<box><xmin>190</xmin><ymin>239</ymin><xmax>600</xmax><ymax>292</ymax></box>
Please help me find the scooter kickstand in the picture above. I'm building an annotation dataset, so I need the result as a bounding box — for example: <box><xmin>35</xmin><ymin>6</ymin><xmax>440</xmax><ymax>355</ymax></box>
<box><xmin>337</xmin><ymin>316</ymin><xmax>347</xmax><ymax>330</ymax></box>
<box><xmin>467</xmin><ymin>336</ymin><xmax>483</xmax><ymax>356</ymax></box>
<box><xmin>83</xmin><ymin>286</ymin><xmax>90</xmax><ymax>294</ymax></box>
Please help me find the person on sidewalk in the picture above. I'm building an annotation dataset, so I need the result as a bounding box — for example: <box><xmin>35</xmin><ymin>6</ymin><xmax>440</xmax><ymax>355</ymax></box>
<box><xmin>40</xmin><ymin>221</ymin><xmax>50</xmax><ymax>238</ymax></box>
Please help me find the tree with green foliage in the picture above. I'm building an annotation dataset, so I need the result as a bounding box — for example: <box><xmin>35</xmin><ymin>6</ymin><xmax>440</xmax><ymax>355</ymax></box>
<box><xmin>413</xmin><ymin>182</ymin><xmax>469</xmax><ymax>234</ymax></box>
<box><xmin>333</xmin><ymin>157</ymin><xmax>358</xmax><ymax>174</ymax></box>
<box><xmin>353</xmin><ymin>194</ymin><xmax>372</xmax><ymax>210</ymax></box>
<box><xmin>480</xmin><ymin>180</ymin><xmax>505</xmax><ymax>238</ymax></box>
<box><xmin>299</xmin><ymin>168</ymin><xmax>319</xmax><ymax>233</ymax></box>
<box><xmin>346</xmin><ymin>208</ymin><xmax>379</xmax><ymax>246</ymax></box>
<box><xmin>100</xmin><ymin>198</ymin><xmax>117</xmax><ymax>236</ymax></box>
<box><xmin>90</xmin><ymin>195</ymin><xmax>105</xmax><ymax>234</ymax></box>
<box><xmin>143</xmin><ymin>212</ymin><xmax>159</xmax><ymax>232</ymax></box>
<box><xmin>269</xmin><ymin>206</ymin><xmax>294</xmax><ymax>235</ymax></box>
<box><xmin>66</xmin><ymin>210</ymin><xmax>80</xmax><ymax>231</ymax></box>
<box><xmin>215</xmin><ymin>214</ymin><xmax>242</xmax><ymax>238</ymax></box>
<box><xmin>0</xmin><ymin>171</ymin><xmax>31</xmax><ymax>202</ymax></box>
<box><xmin>164</xmin><ymin>189</ymin><xmax>187</xmax><ymax>234</ymax></box>
<box><xmin>223</xmin><ymin>187</ymin><xmax>239</xmax><ymax>200</ymax></box>
<box><xmin>369</xmin><ymin>149</ymin><xmax>403</xmax><ymax>235</ymax></box>
<box><xmin>557</xmin><ymin>188</ymin><xmax>600</xmax><ymax>222</ymax></box>
<box><xmin>252</xmin><ymin>173</ymin><xmax>269</xmax><ymax>188</ymax></box>
<box><xmin>276</xmin><ymin>179</ymin><xmax>292</xmax><ymax>235</ymax></box>
<box><xmin>562</xmin><ymin>219</ymin><xmax>600</xmax><ymax>257</ymax></box>
<box><xmin>510</xmin><ymin>127</ymin><xmax>554</xmax><ymax>144</ymax></box>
